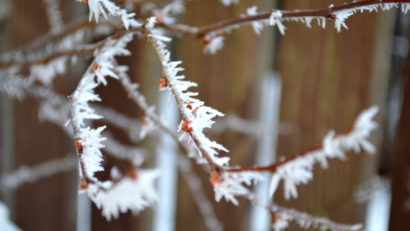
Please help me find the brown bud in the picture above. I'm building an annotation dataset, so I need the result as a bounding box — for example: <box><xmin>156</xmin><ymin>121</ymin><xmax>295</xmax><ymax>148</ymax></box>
<box><xmin>209</xmin><ymin>170</ymin><xmax>223</xmax><ymax>185</ymax></box>
<box><xmin>158</xmin><ymin>77</ymin><xmax>168</xmax><ymax>89</ymax></box>
<box><xmin>181</xmin><ymin>120</ymin><xmax>192</xmax><ymax>133</ymax></box>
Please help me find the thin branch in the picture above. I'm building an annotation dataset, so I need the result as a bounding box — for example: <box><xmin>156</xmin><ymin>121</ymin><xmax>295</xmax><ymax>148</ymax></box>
<box><xmin>225</xmin><ymin>111</ymin><xmax>374</xmax><ymax>174</ymax></box>
<box><xmin>178</xmin><ymin>155</ymin><xmax>224</xmax><ymax>231</ymax></box>
<box><xmin>195</xmin><ymin>0</ymin><xmax>410</xmax><ymax>37</ymax></box>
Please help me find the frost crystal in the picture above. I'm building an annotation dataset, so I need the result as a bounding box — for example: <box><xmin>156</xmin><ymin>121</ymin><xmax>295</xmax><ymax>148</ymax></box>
<box><xmin>0</xmin><ymin>68</ymin><xmax>32</xmax><ymax>100</ymax></box>
<box><xmin>269</xmin><ymin>10</ymin><xmax>286</xmax><ymax>35</ymax></box>
<box><xmin>334</xmin><ymin>9</ymin><xmax>354</xmax><ymax>32</ymax></box>
<box><xmin>77</xmin><ymin>0</ymin><xmax>140</xmax><ymax>29</ymax></box>
<box><xmin>246</xmin><ymin>6</ymin><xmax>268</xmax><ymax>35</ymax></box>
<box><xmin>402</xmin><ymin>3</ymin><xmax>410</xmax><ymax>14</ymax></box>
<box><xmin>89</xmin><ymin>170</ymin><xmax>159</xmax><ymax>220</ymax></box>
<box><xmin>213</xmin><ymin>171</ymin><xmax>264</xmax><ymax>205</ymax></box>
<box><xmin>203</xmin><ymin>36</ymin><xmax>225</xmax><ymax>55</ymax></box>
<box><xmin>269</xmin><ymin>106</ymin><xmax>379</xmax><ymax>199</ymax></box>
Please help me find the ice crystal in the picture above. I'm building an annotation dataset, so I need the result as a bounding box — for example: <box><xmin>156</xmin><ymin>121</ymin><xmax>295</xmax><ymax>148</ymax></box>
<box><xmin>77</xmin><ymin>0</ymin><xmax>140</xmax><ymax>29</ymax></box>
<box><xmin>89</xmin><ymin>170</ymin><xmax>159</xmax><ymax>220</ymax></box>
<box><xmin>269</xmin><ymin>10</ymin><xmax>286</xmax><ymax>35</ymax></box>
<box><xmin>203</xmin><ymin>36</ymin><xmax>225</xmax><ymax>55</ymax></box>
<box><xmin>0</xmin><ymin>68</ymin><xmax>32</xmax><ymax>100</ymax></box>
<box><xmin>246</xmin><ymin>6</ymin><xmax>268</xmax><ymax>35</ymax></box>
<box><xmin>402</xmin><ymin>3</ymin><xmax>410</xmax><ymax>14</ymax></box>
<box><xmin>334</xmin><ymin>9</ymin><xmax>354</xmax><ymax>32</ymax></box>
<box><xmin>213</xmin><ymin>171</ymin><xmax>264</xmax><ymax>205</ymax></box>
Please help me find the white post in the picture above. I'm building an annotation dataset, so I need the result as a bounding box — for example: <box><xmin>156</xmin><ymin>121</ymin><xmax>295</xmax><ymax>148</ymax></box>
<box><xmin>153</xmin><ymin>94</ymin><xmax>179</xmax><ymax>231</ymax></box>
<box><xmin>249</xmin><ymin>73</ymin><xmax>282</xmax><ymax>231</ymax></box>
<box><xmin>76</xmin><ymin>193</ymin><xmax>91</xmax><ymax>231</ymax></box>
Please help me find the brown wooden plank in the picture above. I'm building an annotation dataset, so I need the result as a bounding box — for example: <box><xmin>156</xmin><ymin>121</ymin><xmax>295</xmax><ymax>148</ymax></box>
<box><xmin>7</xmin><ymin>1</ymin><xmax>77</xmax><ymax>231</ymax></box>
<box><xmin>275</xmin><ymin>0</ymin><xmax>391</xmax><ymax>226</ymax></box>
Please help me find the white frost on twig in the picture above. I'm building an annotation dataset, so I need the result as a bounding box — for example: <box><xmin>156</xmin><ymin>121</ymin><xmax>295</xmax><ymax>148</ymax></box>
<box><xmin>269</xmin><ymin>106</ymin><xmax>379</xmax><ymax>199</ymax></box>
<box><xmin>147</xmin><ymin>30</ymin><xmax>230</xmax><ymax>166</ymax></box>
<box><xmin>212</xmin><ymin>171</ymin><xmax>265</xmax><ymax>205</ymax></box>
<box><xmin>284</xmin><ymin>16</ymin><xmax>326</xmax><ymax>29</ymax></box>
<box><xmin>69</xmin><ymin>34</ymin><xmax>133</xmax><ymax>178</ymax></box>
<box><xmin>88</xmin><ymin>170</ymin><xmax>159</xmax><ymax>220</ymax></box>
<box><xmin>269</xmin><ymin>10</ymin><xmax>286</xmax><ymax>35</ymax></box>
<box><xmin>203</xmin><ymin>36</ymin><xmax>225</xmax><ymax>55</ymax></box>
<box><xmin>69</xmin><ymin>33</ymin><xmax>160</xmax><ymax>219</ymax></box>
<box><xmin>77</xmin><ymin>0</ymin><xmax>140</xmax><ymax>29</ymax></box>
<box><xmin>246</xmin><ymin>193</ymin><xmax>363</xmax><ymax>231</ymax></box>
<box><xmin>402</xmin><ymin>3</ymin><xmax>410</xmax><ymax>14</ymax></box>
<box><xmin>246</xmin><ymin>6</ymin><xmax>269</xmax><ymax>35</ymax></box>
<box><xmin>0</xmin><ymin>68</ymin><xmax>33</xmax><ymax>99</ymax></box>
<box><xmin>334</xmin><ymin>9</ymin><xmax>355</xmax><ymax>32</ymax></box>
<box><xmin>270</xmin><ymin>206</ymin><xmax>363</xmax><ymax>231</ymax></box>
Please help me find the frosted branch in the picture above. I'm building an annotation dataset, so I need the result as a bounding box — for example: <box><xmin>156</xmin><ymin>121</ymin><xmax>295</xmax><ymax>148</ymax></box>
<box><xmin>193</xmin><ymin>0</ymin><xmax>410</xmax><ymax>37</ymax></box>
<box><xmin>268</xmin><ymin>106</ymin><xmax>379</xmax><ymax>199</ymax></box>
<box><xmin>142</xmin><ymin>24</ymin><xmax>230</xmax><ymax>168</ymax></box>
<box><xmin>0</xmin><ymin>155</ymin><xmax>77</xmax><ymax>191</ymax></box>
<box><xmin>246</xmin><ymin>193</ymin><xmax>363</xmax><ymax>231</ymax></box>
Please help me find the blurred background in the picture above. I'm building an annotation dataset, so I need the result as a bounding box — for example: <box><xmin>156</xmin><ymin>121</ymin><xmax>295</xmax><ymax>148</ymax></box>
<box><xmin>0</xmin><ymin>0</ymin><xmax>409</xmax><ymax>230</ymax></box>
